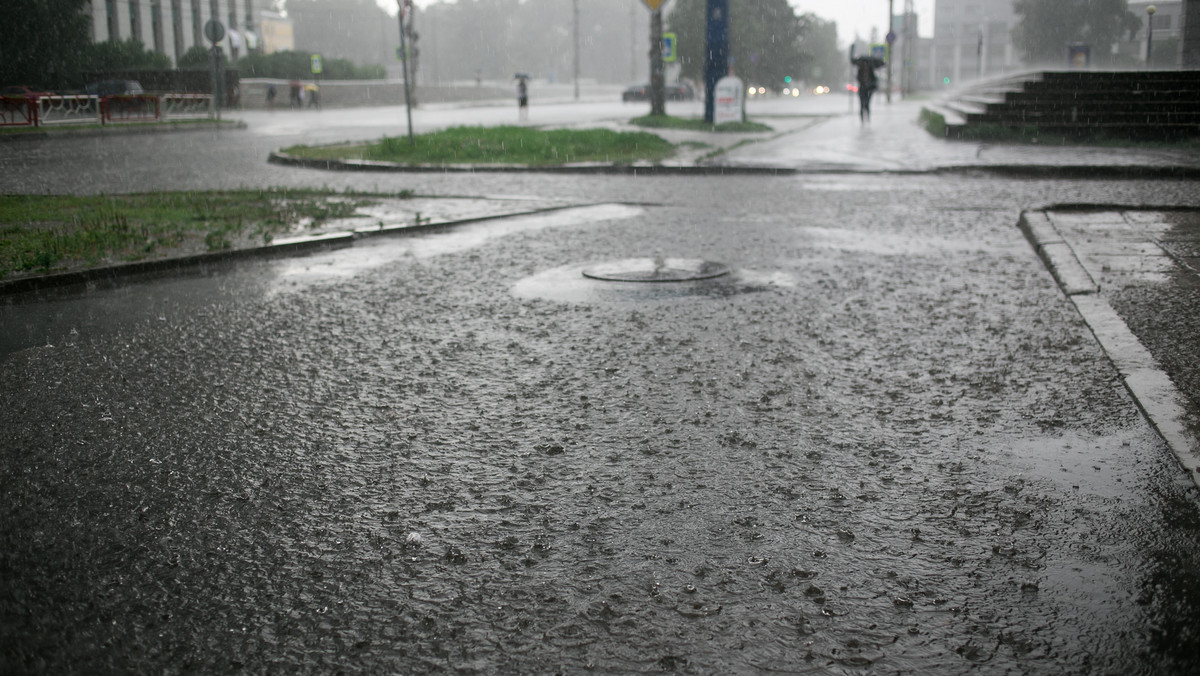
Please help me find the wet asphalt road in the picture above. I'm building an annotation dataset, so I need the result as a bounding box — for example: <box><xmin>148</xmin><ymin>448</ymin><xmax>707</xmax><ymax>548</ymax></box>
<box><xmin>3</xmin><ymin>113</ymin><xmax>1200</xmax><ymax>674</ymax></box>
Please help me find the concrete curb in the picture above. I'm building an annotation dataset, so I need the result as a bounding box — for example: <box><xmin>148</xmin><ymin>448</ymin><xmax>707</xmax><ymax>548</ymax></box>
<box><xmin>266</xmin><ymin>151</ymin><xmax>798</xmax><ymax>176</ymax></box>
<box><xmin>0</xmin><ymin>231</ymin><xmax>353</xmax><ymax>296</ymax></box>
<box><xmin>0</xmin><ymin>202</ymin><xmax>593</xmax><ymax>297</ymax></box>
<box><xmin>1019</xmin><ymin>209</ymin><xmax>1200</xmax><ymax>489</ymax></box>
<box><xmin>1017</xmin><ymin>211</ymin><xmax>1099</xmax><ymax>295</ymax></box>
<box><xmin>269</xmin><ymin>150</ymin><xmax>1200</xmax><ymax>179</ymax></box>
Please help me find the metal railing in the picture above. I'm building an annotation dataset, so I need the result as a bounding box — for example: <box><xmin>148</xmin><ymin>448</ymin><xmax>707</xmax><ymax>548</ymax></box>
<box><xmin>0</xmin><ymin>94</ymin><xmax>214</xmax><ymax>128</ymax></box>
<box><xmin>36</xmin><ymin>95</ymin><xmax>101</xmax><ymax>126</ymax></box>
<box><xmin>100</xmin><ymin>94</ymin><xmax>160</xmax><ymax>123</ymax></box>
<box><xmin>0</xmin><ymin>97</ymin><xmax>39</xmax><ymax>127</ymax></box>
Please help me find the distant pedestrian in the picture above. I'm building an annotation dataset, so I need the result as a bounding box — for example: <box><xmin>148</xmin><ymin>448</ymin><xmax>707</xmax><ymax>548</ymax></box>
<box><xmin>853</xmin><ymin>58</ymin><xmax>878</xmax><ymax>123</ymax></box>
<box><xmin>516</xmin><ymin>76</ymin><xmax>529</xmax><ymax>121</ymax></box>
<box><xmin>305</xmin><ymin>83</ymin><xmax>320</xmax><ymax>109</ymax></box>
<box><xmin>266</xmin><ymin>84</ymin><xmax>277</xmax><ymax>111</ymax></box>
<box><xmin>289</xmin><ymin>80</ymin><xmax>301</xmax><ymax>109</ymax></box>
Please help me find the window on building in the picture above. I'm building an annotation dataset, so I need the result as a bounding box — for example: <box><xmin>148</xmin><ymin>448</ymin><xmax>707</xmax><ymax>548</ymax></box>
<box><xmin>172</xmin><ymin>0</ymin><xmax>184</xmax><ymax>61</ymax></box>
<box><xmin>192</xmin><ymin>0</ymin><xmax>201</xmax><ymax>45</ymax></box>
<box><xmin>152</xmin><ymin>0</ymin><xmax>164</xmax><ymax>53</ymax></box>
<box><xmin>107</xmin><ymin>0</ymin><xmax>118</xmax><ymax>40</ymax></box>
<box><xmin>130</xmin><ymin>1</ymin><xmax>141</xmax><ymax>43</ymax></box>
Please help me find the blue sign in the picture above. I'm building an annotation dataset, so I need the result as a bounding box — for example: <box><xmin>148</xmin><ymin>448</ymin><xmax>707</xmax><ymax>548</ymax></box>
<box><xmin>662</xmin><ymin>33</ymin><xmax>677</xmax><ymax>63</ymax></box>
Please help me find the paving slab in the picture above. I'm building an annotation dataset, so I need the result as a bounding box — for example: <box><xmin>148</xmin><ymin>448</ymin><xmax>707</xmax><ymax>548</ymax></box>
<box><xmin>1023</xmin><ymin>207</ymin><xmax>1200</xmax><ymax>487</ymax></box>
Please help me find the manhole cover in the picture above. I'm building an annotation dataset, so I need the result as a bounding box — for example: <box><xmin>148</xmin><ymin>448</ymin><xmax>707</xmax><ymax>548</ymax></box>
<box><xmin>582</xmin><ymin>258</ymin><xmax>731</xmax><ymax>283</ymax></box>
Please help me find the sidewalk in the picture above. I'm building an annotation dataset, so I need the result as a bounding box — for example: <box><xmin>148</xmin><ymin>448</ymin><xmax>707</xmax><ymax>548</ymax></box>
<box><xmin>716</xmin><ymin>98</ymin><xmax>1200</xmax><ymax>175</ymax></box>
<box><xmin>1019</xmin><ymin>208</ymin><xmax>1200</xmax><ymax>485</ymax></box>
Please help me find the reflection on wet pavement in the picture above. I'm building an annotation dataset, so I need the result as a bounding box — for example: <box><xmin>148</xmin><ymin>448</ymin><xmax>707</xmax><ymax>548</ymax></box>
<box><xmin>2</xmin><ymin>174</ymin><xmax>1199</xmax><ymax>673</ymax></box>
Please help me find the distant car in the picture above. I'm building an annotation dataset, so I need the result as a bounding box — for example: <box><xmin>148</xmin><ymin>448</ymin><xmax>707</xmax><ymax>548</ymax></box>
<box><xmin>83</xmin><ymin>80</ymin><xmax>144</xmax><ymax>97</ymax></box>
<box><xmin>0</xmin><ymin>85</ymin><xmax>53</xmax><ymax>99</ymax></box>
<box><xmin>622</xmin><ymin>82</ymin><xmax>695</xmax><ymax>102</ymax></box>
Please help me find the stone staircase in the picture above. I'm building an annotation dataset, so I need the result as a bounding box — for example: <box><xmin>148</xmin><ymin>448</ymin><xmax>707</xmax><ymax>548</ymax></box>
<box><xmin>925</xmin><ymin>70</ymin><xmax>1200</xmax><ymax>141</ymax></box>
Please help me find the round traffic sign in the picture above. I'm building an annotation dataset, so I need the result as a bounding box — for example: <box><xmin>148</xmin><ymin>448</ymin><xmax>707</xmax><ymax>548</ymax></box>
<box><xmin>204</xmin><ymin>19</ymin><xmax>225</xmax><ymax>44</ymax></box>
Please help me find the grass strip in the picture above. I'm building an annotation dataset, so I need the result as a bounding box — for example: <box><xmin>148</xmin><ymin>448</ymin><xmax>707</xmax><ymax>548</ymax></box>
<box><xmin>283</xmin><ymin>125</ymin><xmax>677</xmax><ymax>165</ymax></box>
<box><xmin>629</xmin><ymin>115</ymin><xmax>773</xmax><ymax>133</ymax></box>
<box><xmin>0</xmin><ymin>188</ymin><xmax>409</xmax><ymax>279</ymax></box>
<box><xmin>920</xmin><ymin>107</ymin><xmax>1199</xmax><ymax>147</ymax></box>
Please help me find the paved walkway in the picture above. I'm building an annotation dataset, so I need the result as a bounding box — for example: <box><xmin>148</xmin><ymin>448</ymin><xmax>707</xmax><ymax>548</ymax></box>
<box><xmin>718</xmin><ymin>98</ymin><xmax>1200</xmax><ymax>173</ymax></box>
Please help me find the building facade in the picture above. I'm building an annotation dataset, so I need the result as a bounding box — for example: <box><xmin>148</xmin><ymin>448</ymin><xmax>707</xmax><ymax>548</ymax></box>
<box><xmin>1128</xmin><ymin>1</ymin><xmax>1184</xmax><ymax>65</ymax></box>
<box><xmin>84</xmin><ymin>0</ymin><xmax>291</xmax><ymax>65</ymax></box>
<box><xmin>931</xmin><ymin>0</ymin><xmax>1020</xmax><ymax>88</ymax></box>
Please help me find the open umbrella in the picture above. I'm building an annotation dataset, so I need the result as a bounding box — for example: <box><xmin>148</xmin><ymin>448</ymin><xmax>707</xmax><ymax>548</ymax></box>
<box><xmin>852</xmin><ymin>56</ymin><xmax>886</xmax><ymax>69</ymax></box>
<box><xmin>514</xmin><ymin>73</ymin><xmax>531</xmax><ymax>80</ymax></box>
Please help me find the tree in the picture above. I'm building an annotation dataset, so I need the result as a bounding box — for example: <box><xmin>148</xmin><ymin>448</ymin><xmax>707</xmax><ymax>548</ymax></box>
<box><xmin>285</xmin><ymin>0</ymin><xmax>399</xmax><ymax>69</ymax></box>
<box><xmin>667</xmin><ymin>0</ymin><xmax>811</xmax><ymax>88</ymax></box>
<box><xmin>1013</xmin><ymin>0</ymin><xmax>1142</xmax><ymax>65</ymax></box>
<box><xmin>796</xmin><ymin>14</ymin><xmax>841</xmax><ymax>87</ymax></box>
<box><xmin>1</xmin><ymin>0</ymin><xmax>92</xmax><ymax>88</ymax></box>
<box><xmin>235</xmin><ymin>51</ymin><xmax>385</xmax><ymax>79</ymax></box>
<box><xmin>178</xmin><ymin>45</ymin><xmax>216</xmax><ymax>70</ymax></box>
<box><xmin>84</xmin><ymin>39</ymin><xmax>174</xmax><ymax>72</ymax></box>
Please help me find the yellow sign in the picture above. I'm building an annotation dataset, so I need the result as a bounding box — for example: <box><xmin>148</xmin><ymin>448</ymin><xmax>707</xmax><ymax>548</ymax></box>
<box><xmin>642</xmin><ymin>0</ymin><xmax>667</xmax><ymax>10</ymax></box>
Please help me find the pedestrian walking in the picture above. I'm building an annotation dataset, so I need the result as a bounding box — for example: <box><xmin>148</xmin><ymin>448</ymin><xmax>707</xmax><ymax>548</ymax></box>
<box><xmin>852</xmin><ymin>56</ymin><xmax>881</xmax><ymax>124</ymax></box>
<box><xmin>289</xmin><ymin>80</ymin><xmax>301</xmax><ymax>109</ymax></box>
<box><xmin>305</xmin><ymin>83</ymin><xmax>320</xmax><ymax>109</ymax></box>
<box><xmin>266</xmin><ymin>84</ymin><xmax>277</xmax><ymax>111</ymax></box>
<box><xmin>515</xmin><ymin>74</ymin><xmax>529</xmax><ymax>121</ymax></box>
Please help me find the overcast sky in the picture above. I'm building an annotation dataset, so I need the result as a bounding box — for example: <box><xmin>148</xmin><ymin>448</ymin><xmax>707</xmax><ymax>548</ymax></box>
<box><xmin>391</xmin><ymin>1</ymin><xmax>936</xmax><ymax>45</ymax></box>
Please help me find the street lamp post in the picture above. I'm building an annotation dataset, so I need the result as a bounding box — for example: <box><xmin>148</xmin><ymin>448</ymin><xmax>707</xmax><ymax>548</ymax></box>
<box><xmin>1146</xmin><ymin>5</ymin><xmax>1157</xmax><ymax>66</ymax></box>
<box><xmin>573</xmin><ymin>0</ymin><xmax>580</xmax><ymax>100</ymax></box>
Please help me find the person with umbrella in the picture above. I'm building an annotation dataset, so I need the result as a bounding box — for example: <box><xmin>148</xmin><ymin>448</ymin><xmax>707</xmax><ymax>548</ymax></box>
<box><xmin>515</xmin><ymin>73</ymin><xmax>530</xmax><ymax>121</ymax></box>
<box><xmin>851</xmin><ymin>54</ymin><xmax>884</xmax><ymax>123</ymax></box>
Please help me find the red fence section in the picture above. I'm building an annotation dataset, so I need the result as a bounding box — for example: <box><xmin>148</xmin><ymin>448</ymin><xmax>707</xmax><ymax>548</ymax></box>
<box><xmin>100</xmin><ymin>95</ymin><xmax>160</xmax><ymax>124</ymax></box>
<box><xmin>0</xmin><ymin>97</ymin><xmax>39</xmax><ymax>127</ymax></box>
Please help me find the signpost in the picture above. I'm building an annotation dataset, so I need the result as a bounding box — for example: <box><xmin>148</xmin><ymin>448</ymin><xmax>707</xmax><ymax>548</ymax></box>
<box><xmin>713</xmin><ymin>75</ymin><xmax>744</xmax><ymax>125</ymax></box>
<box><xmin>204</xmin><ymin>19</ymin><xmax>225</xmax><ymax>117</ymax></box>
<box><xmin>662</xmin><ymin>32</ymin><xmax>677</xmax><ymax>63</ymax></box>
<box><xmin>397</xmin><ymin>0</ymin><xmax>414</xmax><ymax>146</ymax></box>
<box><xmin>703</xmin><ymin>0</ymin><xmax>730</xmax><ymax>123</ymax></box>
<box><xmin>648</xmin><ymin>6</ymin><xmax>665</xmax><ymax>115</ymax></box>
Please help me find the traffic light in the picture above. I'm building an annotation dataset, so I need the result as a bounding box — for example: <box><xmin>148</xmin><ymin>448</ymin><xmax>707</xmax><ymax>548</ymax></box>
<box><xmin>943</xmin><ymin>77</ymin><xmax>951</xmax><ymax>85</ymax></box>
<box><xmin>784</xmin><ymin>76</ymin><xmax>792</xmax><ymax>84</ymax></box>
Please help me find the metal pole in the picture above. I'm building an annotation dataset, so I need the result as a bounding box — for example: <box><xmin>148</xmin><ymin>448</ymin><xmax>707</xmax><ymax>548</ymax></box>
<box><xmin>574</xmin><ymin>0</ymin><xmax>580</xmax><ymax>101</ymax></box>
<box><xmin>398</xmin><ymin>3</ymin><xmax>414</xmax><ymax>145</ymax></box>
<box><xmin>703</xmin><ymin>0</ymin><xmax>730</xmax><ymax>123</ymax></box>
<box><xmin>886</xmin><ymin>0</ymin><xmax>894</xmax><ymax>102</ymax></box>
<box><xmin>631</xmin><ymin>1</ymin><xmax>637</xmax><ymax>82</ymax></box>
<box><xmin>1147</xmin><ymin>6</ymin><xmax>1157</xmax><ymax>65</ymax></box>
<box><xmin>650</xmin><ymin>8</ymin><xmax>665</xmax><ymax>116</ymax></box>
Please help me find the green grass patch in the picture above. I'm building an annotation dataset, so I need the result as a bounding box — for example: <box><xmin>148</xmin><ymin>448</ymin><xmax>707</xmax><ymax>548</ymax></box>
<box><xmin>920</xmin><ymin>107</ymin><xmax>1200</xmax><ymax>147</ymax></box>
<box><xmin>918</xmin><ymin>108</ymin><xmax>947</xmax><ymax>138</ymax></box>
<box><xmin>630</xmin><ymin>115</ymin><xmax>773</xmax><ymax>133</ymax></box>
<box><xmin>0</xmin><ymin>188</ymin><xmax>410</xmax><ymax>279</ymax></box>
<box><xmin>954</xmin><ymin>124</ymin><xmax>1200</xmax><ymax>147</ymax></box>
<box><xmin>283</xmin><ymin>125</ymin><xmax>676</xmax><ymax>165</ymax></box>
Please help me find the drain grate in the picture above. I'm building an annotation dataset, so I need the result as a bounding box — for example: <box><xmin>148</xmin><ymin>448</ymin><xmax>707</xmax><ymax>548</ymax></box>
<box><xmin>581</xmin><ymin>258</ymin><xmax>731</xmax><ymax>283</ymax></box>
